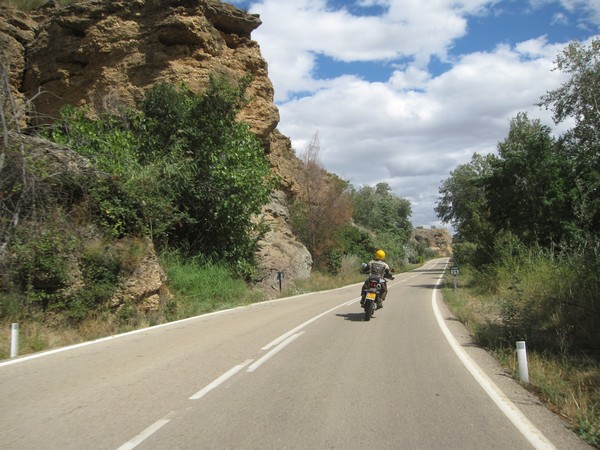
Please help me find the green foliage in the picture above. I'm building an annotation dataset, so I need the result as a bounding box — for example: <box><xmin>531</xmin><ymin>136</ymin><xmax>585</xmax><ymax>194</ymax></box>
<box><xmin>540</xmin><ymin>39</ymin><xmax>600</xmax><ymax>236</ymax></box>
<box><xmin>372</xmin><ymin>231</ymin><xmax>407</xmax><ymax>269</ymax></box>
<box><xmin>45</xmin><ymin>77</ymin><xmax>275</xmax><ymax>277</ymax></box>
<box><xmin>161</xmin><ymin>252</ymin><xmax>262</xmax><ymax>319</ymax></box>
<box><xmin>436</xmin><ymin>153</ymin><xmax>495</xmax><ymax>246</ymax></box>
<box><xmin>443</xmin><ymin>268</ymin><xmax>600</xmax><ymax>447</ymax></box>
<box><xmin>352</xmin><ymin>182</ymin><xmax>412</xmax><ymax>240</ymax></box>
<box><xmin>139</xmin><ymin>80</ymin><xmax>275</xmax><ymax>273</ymax></box>
<box><xmin>540</xmin><ymin>39</ymin><xmax>600</xmax><ymax>141</ymax></box>
<box><xmin>334</xmin><ymin>224</ymin><xmax>375</xmax><ymax>263</ymax></box>
<box><xmin>1</xmin><ymin>74</ymin><xmax>275</xmax><ymax>325</ymax></box>
<box><xmin>289</xmin><ymin>133</ymin><xmax>354</xmax><ymax>270</ymax></box>
<box><xmin>459</xmin><ymin>233</ymin><xmax>600</xmax><ymax>354</ymax></box>
<box><xmin>577</xmin><ymin>407</ymin><xmax>600</xmax><ymax>447</ymax></box>
<box><xmin>486</xmin><ymin>113</ymin><xmax>574</xmax><ymax>247</ymax></box>
<box><xmin>9</xmin><ymin>218</ymin><xmax>77</xmax><ymax>313</ymax></box>
<box><xmin>45</xmin><ymin>106</ymin><xmax>149</xmax><ymax>238</ymax></box>
<box><xmin>436</xmin><ymin>40</ymin><xmax>600</xmax><ymax>357</ymax></box>
<box><xmin>289</xmin><ymin>133</ymin><xmax>416</xmax><ymax>273</ymax></box>
<box><xmin>347</xmin><ymin>182</ymin><xmax>413</xmax><ymax>269</ymax></box>
<box><xmin>48</xmin><ymin>105</ymin><xmax>141</xmax><ymax>176</ymax></box>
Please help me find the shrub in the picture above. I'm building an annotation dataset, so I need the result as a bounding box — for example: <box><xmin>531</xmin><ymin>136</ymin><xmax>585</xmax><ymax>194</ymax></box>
<box><xmin>9</xmin><ymin>218</ymin><xmax>78</xmax><ymax>313</ymax></box>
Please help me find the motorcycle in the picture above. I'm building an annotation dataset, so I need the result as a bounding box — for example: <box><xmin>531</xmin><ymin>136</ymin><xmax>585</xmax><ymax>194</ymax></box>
<box><xmin>360</xmin><ymin>263</ymin><xmax>394</xmax><ymax>321</ymax></box>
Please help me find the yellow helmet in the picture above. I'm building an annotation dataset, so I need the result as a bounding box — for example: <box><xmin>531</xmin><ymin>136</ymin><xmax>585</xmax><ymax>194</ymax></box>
<box><xmin>375</xmin><ymin>249</ymin><xmax>385</xmax><ymax>260</ymax></box>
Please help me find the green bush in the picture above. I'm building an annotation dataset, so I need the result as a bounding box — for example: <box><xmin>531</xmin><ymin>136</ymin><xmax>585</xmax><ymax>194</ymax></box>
<box><xmin>9</xmin><ymin>219</ymin><xmax>78</xmax><ymax>313</ymax></box>
<box><xmin>45</xmin><ymin>77</ymin><xmax>275</xmax><ymax>277</ymax></box>
<box><xmin>141</xmin><ymin>79</ymin><xmax>275</xmax><ymax>271</ymax></box>
<box><xmin>464</xmin><ymin>235</ymin><xmax>600</xmax><ymax>354</ymax></box>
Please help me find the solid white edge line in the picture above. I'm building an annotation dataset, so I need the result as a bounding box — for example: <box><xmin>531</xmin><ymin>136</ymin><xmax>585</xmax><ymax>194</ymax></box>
<box><xmin>2</xmin><ymin>262</ymin><xmax>430</xmax><ymax>368</ymax></box>
<box><xmin>431</xmin><ymin>265</ymin><xmax>556</xmax><ymax>450</ymax></box>
<box><xmin>116</xmin><ymin>418</ymin><xmax>170</xmax><ymax>450</ymax></box>
<box><xmin>248</xmin><ymin>332</ymin><xmax>305</xmax><ymax>372</ymax></box>
<box><xmin>190</xmin><ymin>359</ymin><xmax>254</xmax><ymax>400</ymax></box>
<box><xmin>0</xmin><ymin>282</ymin><xmax>361</xmax><ymax>368</ymax></box>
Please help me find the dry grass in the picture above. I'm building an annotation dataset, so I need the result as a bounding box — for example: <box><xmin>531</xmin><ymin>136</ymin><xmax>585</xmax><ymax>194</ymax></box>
<box><xmin>442</xmin><ymin>272</ymin><xmax>600</xmax><ymax>447</ymax></box>
<box><xmin>0</xmin><ymin>311</ymin><xmax>159</xmax><ymax>359</ymax></box>
<box><xmin>282</xmin><ymin>256</ymin><xmax>420</xmax><ymax>297</ymax></box>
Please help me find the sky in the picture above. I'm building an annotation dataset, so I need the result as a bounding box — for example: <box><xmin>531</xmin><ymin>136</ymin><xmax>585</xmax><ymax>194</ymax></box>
<box><xmin>228</xmin><ymin>0</ymin><xmax>600</xmax><ymax>230</ymax></box>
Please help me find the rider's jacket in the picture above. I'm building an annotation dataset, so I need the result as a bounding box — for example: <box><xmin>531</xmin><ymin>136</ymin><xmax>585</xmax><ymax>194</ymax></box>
<box><xmin>368</xmin><ymin>259</ymin><xmax>390</xmax><ymax>279</ymax></box>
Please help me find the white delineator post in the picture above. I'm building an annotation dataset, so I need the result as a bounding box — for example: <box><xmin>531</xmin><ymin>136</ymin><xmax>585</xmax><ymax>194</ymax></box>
<box><xmin>10</xmin><ymin>323</ymin><xmax>19</xmax><ymax>358</ymax></box>
<box><xmin>516</xmin><ymin>341</ymin><xmax>529</xmax><ymax>383</ymax></box>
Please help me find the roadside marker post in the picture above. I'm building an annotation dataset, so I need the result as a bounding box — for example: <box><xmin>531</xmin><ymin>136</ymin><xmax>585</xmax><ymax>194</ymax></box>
<box><xmin>10</xmin><ymin>323</ymin><xmax>19</xmax><ymax>358</ymax></box>
<box><xmin>516</xmin><ymin>341</ymin><xmax>529</xmax><ymax>384</ymax></box>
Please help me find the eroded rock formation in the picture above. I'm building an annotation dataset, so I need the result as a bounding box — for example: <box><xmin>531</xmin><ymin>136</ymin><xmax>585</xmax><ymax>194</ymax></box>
<box><xmin>1</xmin><ymin>0</ymin><xmax>312</xmax><ymax>307</ymax></box>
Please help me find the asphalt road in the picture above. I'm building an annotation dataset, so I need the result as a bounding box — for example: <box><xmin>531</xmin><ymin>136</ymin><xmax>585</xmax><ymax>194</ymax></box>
<box><xmin>0</xmin><ymin>259</ymin><xmax>591</xmax><ymax>449</ymax></box>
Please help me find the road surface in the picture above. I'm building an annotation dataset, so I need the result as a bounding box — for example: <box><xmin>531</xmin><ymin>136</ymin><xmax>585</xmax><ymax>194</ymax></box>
<box><xmin>0</xmin><ymin>259</ymin><xmax>590</xmax><ymax>449</ymax></box>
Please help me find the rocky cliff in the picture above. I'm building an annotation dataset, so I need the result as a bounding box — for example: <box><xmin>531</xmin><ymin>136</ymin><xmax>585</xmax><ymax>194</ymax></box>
<box><xmin>1</xmin><ymin>0</ymin><xmax>312</xmax><ymax>304</ymax></box>
<box><xmin>411</xmin><ymin>227</ymin><xmax>453</xmax><ymax>257</ymax></box>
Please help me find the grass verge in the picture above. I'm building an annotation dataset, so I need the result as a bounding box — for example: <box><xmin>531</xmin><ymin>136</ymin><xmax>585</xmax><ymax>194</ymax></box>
<box><xmin>0</xmin><ymin>256</ymin><xmax>419</xmax><ymax>360</ymax></box>
<box><xmin>441</xmin><ymin>270</ymin><xmax>600</xmax><ymax>448</ymax></box>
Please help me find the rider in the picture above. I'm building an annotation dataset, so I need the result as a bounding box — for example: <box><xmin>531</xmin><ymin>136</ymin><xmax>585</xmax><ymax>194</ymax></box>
<box><xmin>360</xmin><ymin>249</ymin><xmax>394</xmax><ymax>309</ymax></box>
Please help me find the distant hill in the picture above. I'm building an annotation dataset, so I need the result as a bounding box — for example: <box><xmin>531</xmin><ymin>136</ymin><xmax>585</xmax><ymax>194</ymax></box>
<box><xmin>411</xmin><ymin>227</ymin><xmax>453</xmax><ymax>257</ymax></box>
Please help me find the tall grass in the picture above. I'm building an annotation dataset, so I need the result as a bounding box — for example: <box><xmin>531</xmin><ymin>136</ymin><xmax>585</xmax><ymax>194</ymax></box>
<box><xmin>161</xmin><ymin>253</ymin><xmax>264</xmax><ymax>320</ymax></box>
<box><xmin>283</xmin><ymin>255</ymin><xmax>364</xmax><ymax>296</ymax></box>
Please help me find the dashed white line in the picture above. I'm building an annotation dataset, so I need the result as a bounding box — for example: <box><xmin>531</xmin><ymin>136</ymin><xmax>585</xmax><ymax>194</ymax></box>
<box><xmin>248</xmin><ymin>332</ymin><xmax>305</xmax><ymax>372</ymax></box>
<box><xmin>190</xmin><ymin>359</ymin><xmax>254</xmax><ymax>400</ymax></box>
<box><xmin>117</xmin><ymin>418</ymin><xmax>170</xmax><ymax>450</ymax></box>
<box><xmin>261</xmin><ymin>299</ymin><xmax>357</xmax><ymax>351</ymax></box>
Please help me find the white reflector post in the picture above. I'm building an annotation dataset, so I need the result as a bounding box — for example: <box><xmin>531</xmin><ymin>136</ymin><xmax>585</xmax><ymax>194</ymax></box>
<box><xmin>516</xmin><ymin>341</ymin><xmax>529</xmax><ymax>384</ymax></box>
<box><xmin>10</xmin><ymin>323</ymin><xmax>19</xmax><ymax>358</ymax></box>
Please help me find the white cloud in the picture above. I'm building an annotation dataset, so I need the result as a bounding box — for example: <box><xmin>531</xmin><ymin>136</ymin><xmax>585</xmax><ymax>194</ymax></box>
<box><xmin>276</xmin><ymin>41</ymin><xmax>571</xmax><ymax>227</ymax></box>
<box><xmin>250</xmin><ymin>0</ymin><xmax>503</xmax><ymax>101</ymax></box>
<box><xmin>529</xmin><ymin>0</ymin><xmax>600</xmax><ymax>25</ymax></box>
<box><xmin>241</xmin><ymin>0</ymin><xmax>597</xmax><ymax>228</ymax></box>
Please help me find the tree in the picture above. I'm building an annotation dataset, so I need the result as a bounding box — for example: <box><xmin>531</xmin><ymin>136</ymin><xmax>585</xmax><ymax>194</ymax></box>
<box><xmin>290</xmin><ymin>132</ymin><xmax>353</xmax><ymax>268</ymax></box>
<box><xmin>46</xmin><ymin>78</ymin><xmax>275</xmax><ymax>274</ymax></box>
<box><xmin>484</xmin><ymin>113</ymin><xmax>574</xmax><ymax>247</ymax></box>
<box><xmin>141</xmin><ymin>78</ymin><xmax>275</xmax><ymax>269</ymax></box>
<box><xmin>351</xmin><ymin>182</ymin><xmax>412</xmax><ymax>266</ymax></box>
<box><xmin>539</xmin><ymin>38</ymin><xmax>600</xmax><ymax>236</ymax></box>
<box><xmin>352</xmin><ymin>182</ymin><xmax>412</xmax><ymax>240</ymax></box>
<box><xmin>435</xmin><ymin>153</ymin><xmax>494</xmax><ymax>244</ymax></box>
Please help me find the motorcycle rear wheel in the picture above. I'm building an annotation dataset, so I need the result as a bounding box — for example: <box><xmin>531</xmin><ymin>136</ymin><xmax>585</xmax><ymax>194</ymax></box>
<box><xmin>364</xmin><ymin>301</ymin><xmax>374</xmax><ymax>321</ymax></box>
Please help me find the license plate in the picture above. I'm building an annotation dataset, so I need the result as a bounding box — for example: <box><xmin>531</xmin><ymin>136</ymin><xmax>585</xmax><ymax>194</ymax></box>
<box><xmin>366</xmin><ymin>292</ymin><xmax>377</xmax><ymax>300</ymax></box>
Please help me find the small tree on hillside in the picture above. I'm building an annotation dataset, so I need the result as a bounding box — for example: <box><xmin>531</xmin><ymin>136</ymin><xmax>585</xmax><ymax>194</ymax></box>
<box><xmin>290</xmin><ymin>132</ymin><xmax>353</xmax><ymax>269</ymax></box>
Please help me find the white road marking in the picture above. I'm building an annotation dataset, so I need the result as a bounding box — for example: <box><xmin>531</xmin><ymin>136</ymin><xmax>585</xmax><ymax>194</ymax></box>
<box><xmin>0</xmin><ymin>287</ymin><xmax>354</xmax><ymax>367</ymax></box>
<box><xmin>261</xmin><ymin>299</ymin><xmax>357</xmax><ymax>351</ymax></box>
<box><xmin>117</xmin><ymin>418</ymin><xmax>170</xmax><ymax>450</ymax></box>
<box><xmin>432</xmin><ymin>264</ymin><xmax>556</xmax><ymax>450</ymax></box>
<box><xmin>248</xmin><ymin>332</ymin><xmax>305</xmax><ymax>372</ymax></box>
<box><xmin>190</xmin><ymin>359</ymin><xmax>254</xmax><ymax>400</ymax></box>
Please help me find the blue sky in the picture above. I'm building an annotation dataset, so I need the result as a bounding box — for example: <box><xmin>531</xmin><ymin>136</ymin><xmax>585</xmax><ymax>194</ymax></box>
<box><xmin>228</xmin><ymin>0</ymin><xmax>600</xmax><ymax>229</ymax></box>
